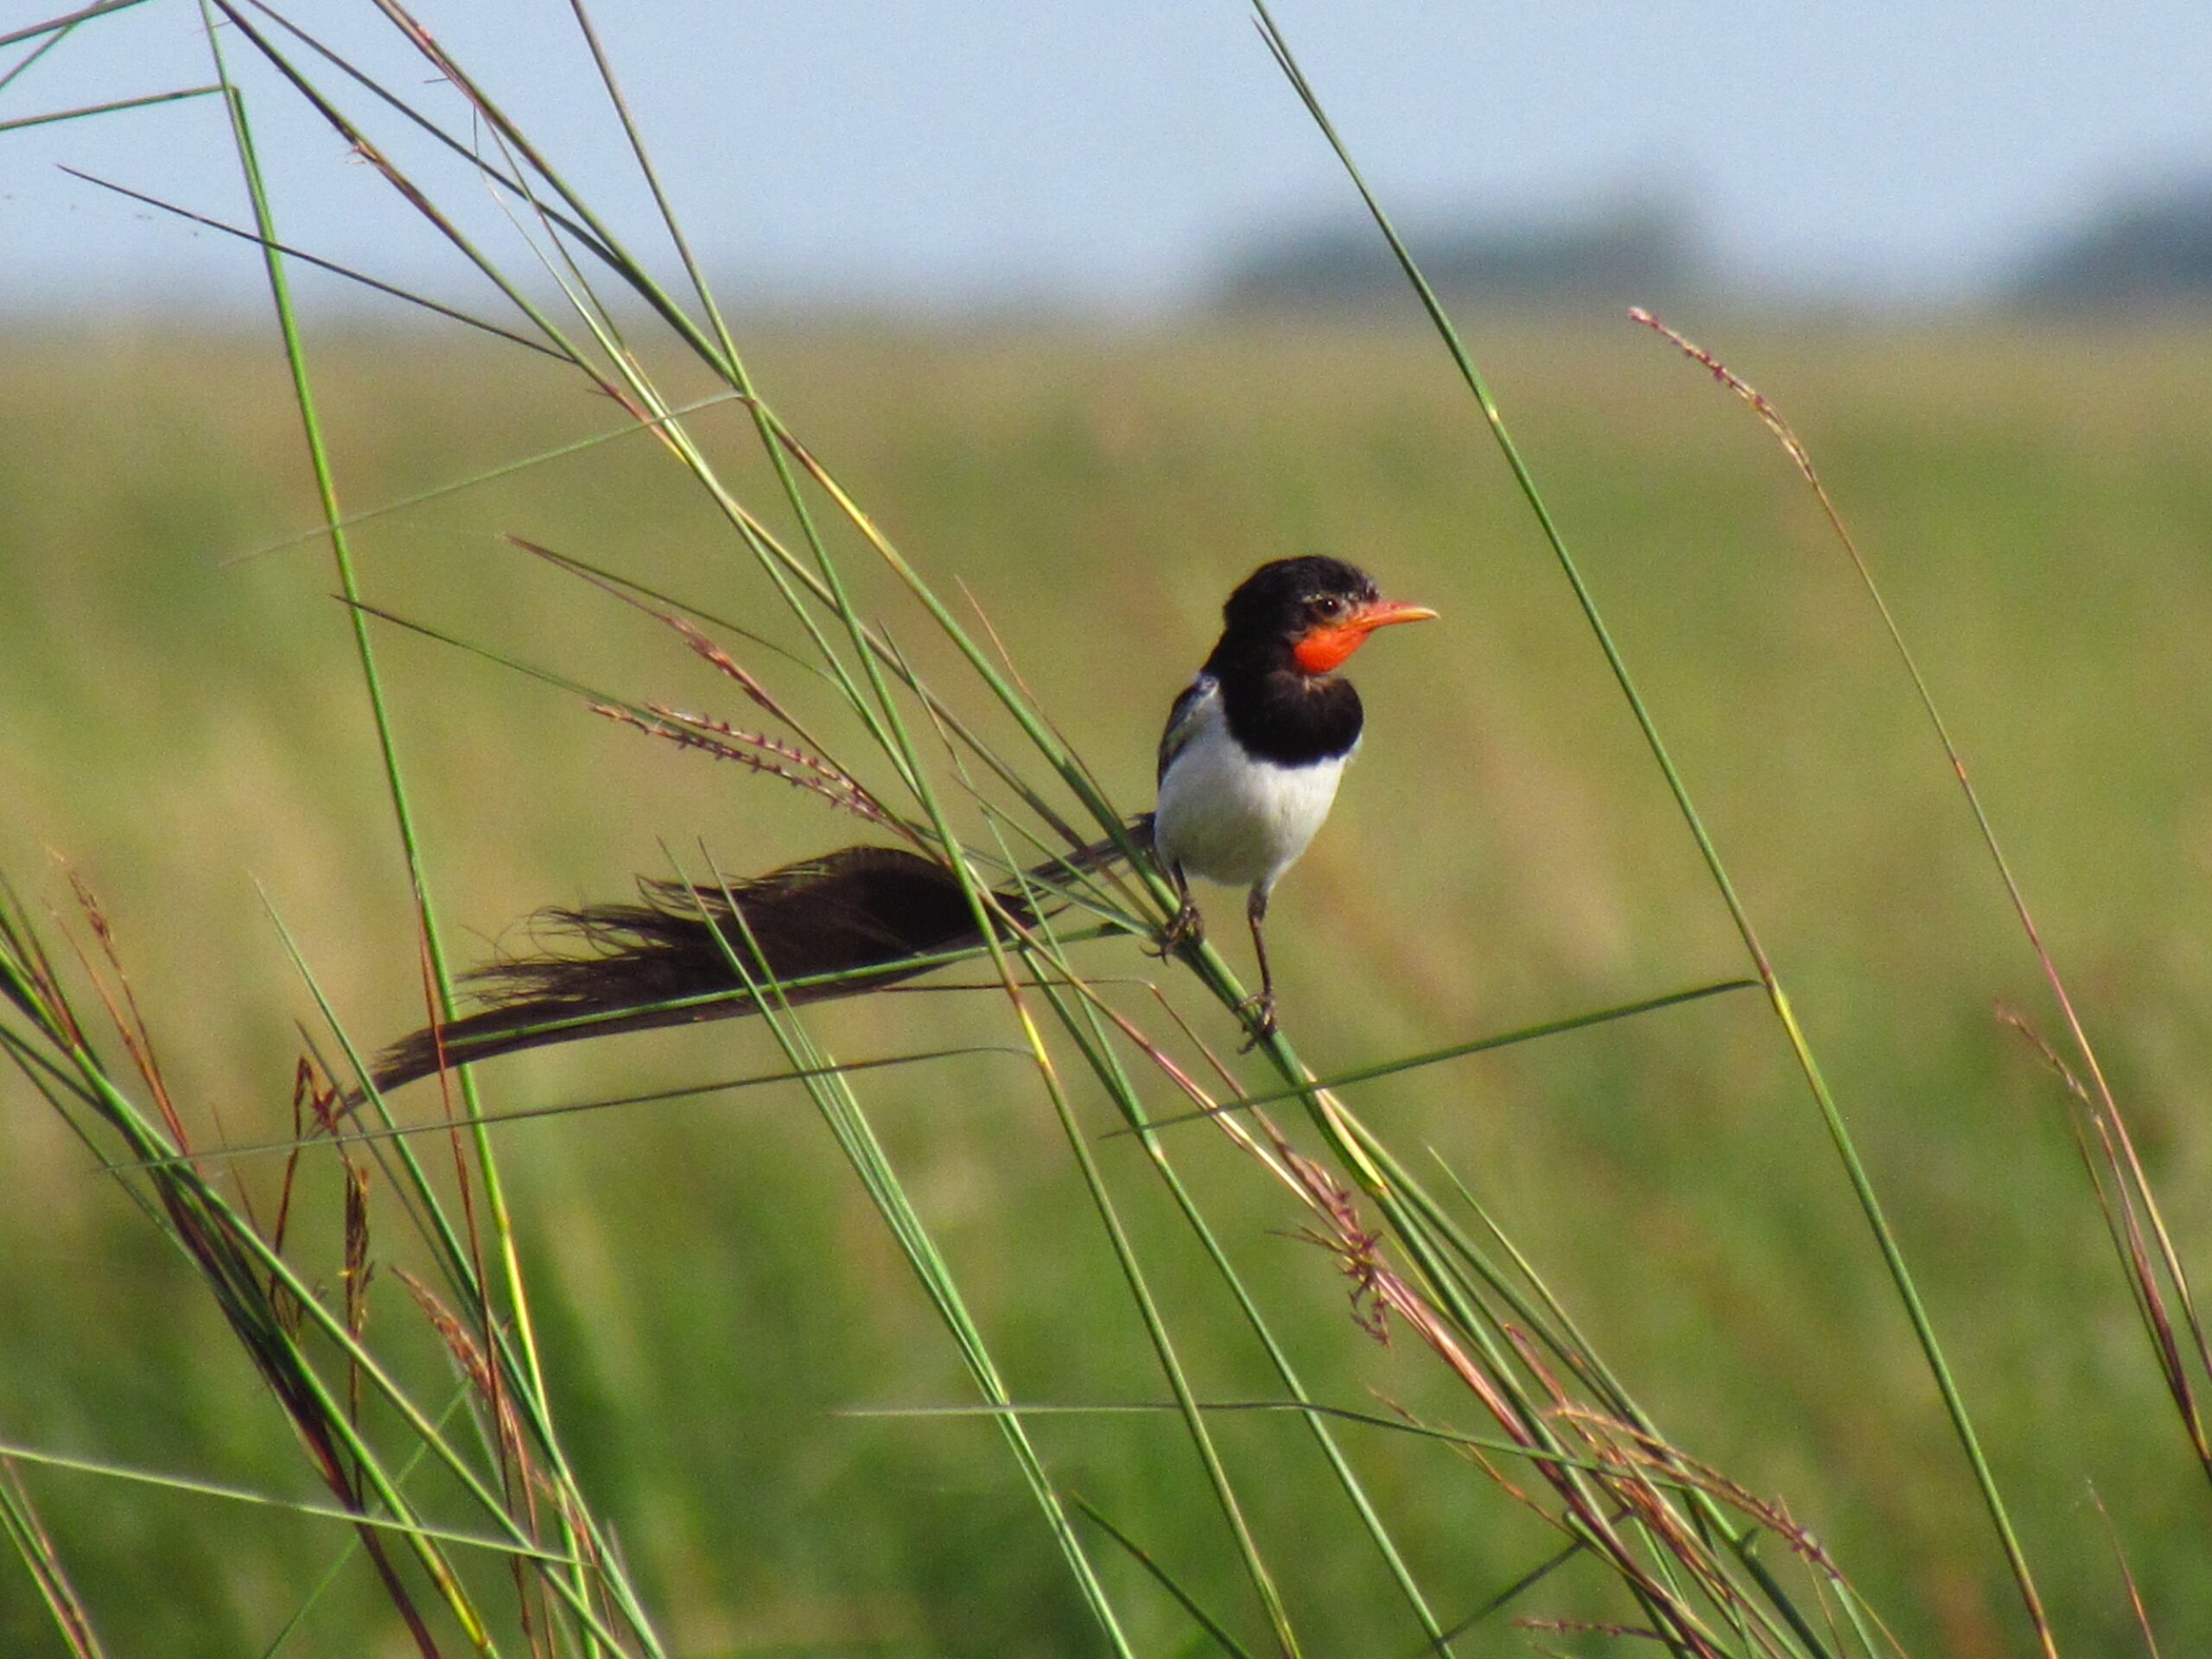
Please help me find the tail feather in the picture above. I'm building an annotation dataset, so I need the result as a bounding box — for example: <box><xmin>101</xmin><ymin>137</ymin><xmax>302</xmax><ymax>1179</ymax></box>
<box><xmin>367</xmin><ymin>824</ymin><xmax>1148</xmax><ymax>1093</ymax></box>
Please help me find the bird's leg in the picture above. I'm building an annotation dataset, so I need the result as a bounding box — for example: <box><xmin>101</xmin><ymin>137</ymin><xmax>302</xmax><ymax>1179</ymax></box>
<box><xmin>1153</xmin><ymin>861</ymin><xmax>1203</xmax><ymax>957</ymax></box>
<box><xmin>1238</xmin><ymin>883</ymin><xmax>1278</xmax><ymax>1049</ymax></box>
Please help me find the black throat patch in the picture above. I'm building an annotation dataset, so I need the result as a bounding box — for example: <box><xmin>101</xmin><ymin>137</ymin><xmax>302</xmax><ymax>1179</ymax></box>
<box><xmin>1217</xmin><ymin>665</ymin><xmax>1364</xmax><ymax>766</ymax></box>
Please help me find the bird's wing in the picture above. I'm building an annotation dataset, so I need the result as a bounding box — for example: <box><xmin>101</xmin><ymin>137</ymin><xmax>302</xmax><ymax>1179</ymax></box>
<box><xmin>1157</xmin><ymin>674</ymin><xmax>1218</xmax><ymax>785</ymax></box>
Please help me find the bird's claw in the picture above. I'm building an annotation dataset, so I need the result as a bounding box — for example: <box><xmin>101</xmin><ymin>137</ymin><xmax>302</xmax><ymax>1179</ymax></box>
<box><xmin>1236</xmin><ymin>992</ymin><xmax>1277</xmax><ymax>1052</ymax></box>
<box><xmin>1152</xmin><ymin>899</ymin><xmax>1203</xmax><ymax>958</ymax></box>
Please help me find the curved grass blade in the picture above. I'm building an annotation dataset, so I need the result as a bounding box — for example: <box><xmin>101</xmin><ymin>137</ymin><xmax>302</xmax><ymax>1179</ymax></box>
<box><xmin>1248</xmin><ymin>7</ymin><xmax>2055</xmax><ymax>1651</ymax></box>
<box><xmin>219</xmin><ymin>391</ymin><xmax>746</xmax><ymax>568</ymax></box>
<box><xmin>200</xmin><ymin>38</ymin><xmax>668</xmax><ymax>1645</ymax></box>
<box><xmin>238</xmin><ymin>0</ymin><xmax>618</xmax><ymax>270</ymax></box>
<box><xmin>1633</xmin><ymin>306</ymin><xmax>2212</xmax><ymax>1491</ymax></box>
<box><xmin>934</xmin><ymin>734</ymin><xmax>1455</xmax><ymax>1649</ymax></box>
<box><xmin>674</xmin><ymin>851</ymin><xmax>1141</xmax><ymax>1657</ymax></box>
<box><xmin>0</xmin><ymin>1459</ymin><xmax>105</xmax><ymax>1659</ymax></box>
<box><xmin>1124</xmin><ymin>978</ymin><xmax>1758</xmax><ymax>1135</ymax></box>
<box><xmin>58</xmin><ymin>166</ymin><xmax>562</xmax><ymax>357</ymax></box>
<box><xmin>117</xmin><ymin>1045</ymin><xmax>1023</xmax><ymax>1170</ymax></box>
<box><xmin>0</xmin><ymin>1440</ymin><xmax>572</xmax><ymax>1562</ymax></box>
<box><xmin>852</xmin><ymin>1400</ymin><xmax>1722</xmax><ymax>1484</ymax></box>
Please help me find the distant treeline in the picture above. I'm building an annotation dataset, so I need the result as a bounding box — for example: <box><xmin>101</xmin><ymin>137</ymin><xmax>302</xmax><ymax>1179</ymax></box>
<box><xmin>1218</xmin><ymin>178</ymin><xmax>2212</xmax><ymax>311</ymax></box>
<box><xmin>1216</xmin><ymin>194</ymin><xmax>1698</xmax><ymax>312</ymax></box>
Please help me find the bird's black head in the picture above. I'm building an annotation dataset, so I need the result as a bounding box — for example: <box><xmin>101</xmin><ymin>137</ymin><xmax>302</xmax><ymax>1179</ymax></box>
<box><xmin>1213</xmin><ymin>556</ymin><xmax>1434</xmax><ymax>677</ymax></box>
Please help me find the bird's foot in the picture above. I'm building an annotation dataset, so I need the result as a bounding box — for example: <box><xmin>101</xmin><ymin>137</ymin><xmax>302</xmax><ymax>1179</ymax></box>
<box><xmin>1152</xmin><ymin>898</ymin><xmax>1204</xmax><ymax>958</ymax></box>
<box><xmin>1236</xmin><ymin>991</ymin><xmax>1277</xmax><ymax>1052</ymax></box>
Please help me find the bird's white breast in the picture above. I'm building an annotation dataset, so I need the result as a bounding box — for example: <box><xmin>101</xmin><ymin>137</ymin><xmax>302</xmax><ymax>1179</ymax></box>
<box><xmin>1154</xmin><ymin>685</ymin><xmax>1352</xmax><ymax>893</ymax></box>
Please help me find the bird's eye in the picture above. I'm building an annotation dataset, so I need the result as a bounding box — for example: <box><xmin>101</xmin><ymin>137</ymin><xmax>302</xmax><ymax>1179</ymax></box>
<box><xmin>1312</xmin><ymin>594</ymin><xmax>1347</xmax><ymax>620</ymax></box>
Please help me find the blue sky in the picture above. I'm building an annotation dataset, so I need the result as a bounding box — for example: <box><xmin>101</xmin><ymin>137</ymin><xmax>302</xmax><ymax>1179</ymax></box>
<box><xmin>4</xmin><ymin>1</ymin><xmax>2210</xmax><ymax>314</ymax></box>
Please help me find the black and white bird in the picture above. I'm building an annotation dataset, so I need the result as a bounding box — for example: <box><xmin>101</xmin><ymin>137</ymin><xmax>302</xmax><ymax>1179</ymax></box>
<box><xmin>1151</xmin><ymin>556</ymin><xmax>1435</xmax><ymax>1039</ymax></box>
<box><xmin>365</xmin><ymin>556</ymin><xmax>1431</xmax><ymax>1091</ymax></box>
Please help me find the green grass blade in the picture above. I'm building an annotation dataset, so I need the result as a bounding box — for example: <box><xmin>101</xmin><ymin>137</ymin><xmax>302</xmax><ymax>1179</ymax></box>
<box><xmin>223</xmin><ymin>392</ymin><xmax>748</xmax><ymax>567</ymax></box>
<box><xmin>1075</xmin><ymin>1497</ymin><xmax>1261</xmax><ymax>1659</ymax></box>
<box><xmin>1634</xmin><ymin>307</ymin><xmax>2212</xmax><ymax>1484</ymax></box>
<box><xmin>0</xmin><ymin>83</ymin><xmax>216</xmax><ymax>132</ymax></box>
<box><xmin>0</xmin><ymin>1458</ymin><xmax>106</xmax><ymax>1659</ymax></box>
<box><xmin>57</xmin><ymin>165</ymin><xmax>562</xmax><ymax>355</ymax></box>
<box><xmin>855</xmin><ymin>1401</ymin><xmax>1731</xmax><ymax>1485</ymax></box>
<box><xmin>197</xmin><ymin>31</ymin><xmax>657</xmax><ymax>1653</ymax></box>
<box><xmin>1128</xmin><ymin>978</ymin><xmax>1758</xmax><ymax>1134</ymax></box>
<box><xmin>1419</xmin><ymin>1536</ymin><xmax>1592</xmax><ymax>1656</ymax></box>
<box><xmin>0</xmin><ymin>2</ymin><xmax>151</xmax><ymax>55</ymax></box>
<box><xmin>977</xmin><ymin>857</ymin><xmax>1452</xmax><ymax>1650</ymax></box>
<box><xmin>240</xmin><ymin>0</ymin><xmax>619</xmax><ymax>267</ymax></box>
<box><xmin>1248</xmin><ymin>8</ymin><xmax>2055</xmax><ymax>1649</ymax></box>
<box><xmin>0</xmin><ymin>16</ymin><xmax>76</xmax><ymax>95</ymax></box>
<box><xmin>1021</xmin><ymin>982</ymin><xmax>1306</xmax><ymax>1658</ymax></box>
<box><xmin>0</xmin><ymin>1440</ymin><xmax>573</xmax><ymax>1561</ymax></box>
<box><xmin>565</xmin><ymin>0</ymin><xmax>744</xmax><ymax>364</ymax></box>
<box><xmin>674</xmin><ymin>853</ymin><xmax>1141</xmax><ymax>1656</ymax></box>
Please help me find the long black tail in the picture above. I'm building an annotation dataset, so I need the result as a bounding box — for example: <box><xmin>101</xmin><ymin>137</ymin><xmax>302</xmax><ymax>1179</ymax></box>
<box><xmin>366</xmin><ymin>824</ymin><xmax>1147</xmax><ymax>1093</ymax></box>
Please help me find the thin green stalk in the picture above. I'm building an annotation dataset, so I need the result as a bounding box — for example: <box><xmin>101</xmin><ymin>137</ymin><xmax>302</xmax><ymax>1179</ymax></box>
<box><xmin>848</xmin><ymin>626</ymin><xmax>1305</xmax><ymax>1650</ymax></box>
<box><xmin>0</xmin><ymin>1459</ymin><xmax>105</xmax><ymax>1659</ymax></box>
<box><xmin>1632</xmin><ymin>307</ymin><xmax>2212</xmax><ymax>1485</ymax></box>
<box><xmin>0</xmin><ymin>13</ymin><xmax>78</xmax><ymax>95</ymax></box>
<box><xmin>135</xmin><ymin>1045</ymin><xmax>1014</xmax><ymax>1170</ymax></box>
<box><xmin>225</xmin><ymin>396</ymin><xmax>750</xmax><ymax>568</ymax></box>
<box><xmin>200</xmin><ymin>16</ymin><xmax>496</xmax><ymax>1318</ymax></box>
<box><xmin>0</xmin><ymin>83</ymin><xmax>217</xmax><ymax>132</ymax></box>
<box><xmin>978</xmin><ymin>851</ymin><xmax>1452</xmax><ymax>1651</ymax></box>
<box><xmin>199</xmin><ymin>29</ymin><xmax>638</xmax><ymax>1651</ymax></box>
<box><xmin>38</xmin><ymin>1016</ymin><xmax>642</xmax><ymax>1653</ymax></box>
<box><xmin>875</xmin><ymin>1402</ymin><xmax>1743</xmax><ymax>1490</ymax></box>
<box><xmin>1076</xmin><ymin>1497</ymin><xmax>1260</xmax><ymax>1659</ymax></box>
<box><xmin>0</xmin><ymin>1440</ymin><xmax>571</xmax><ymax>1560</ymax></box>
<box><xmin>0</xmin><ymin>1</ymin><xmax>154</xmax><ymax>55</ymax></box>
<box><xmin>1128</xmin><ymin>977</ymin><xmax>1758</xmax><ymax>1135</ymax></box>
<box><xmin>1418</xmin><ymin>1534</ymin><xmax>1592</xmax><ymax>1657</ymax></box>
<box><xmin>972</xmin><ymin>902</ymin><xmax>1314</xmax><ymax>1654</ymax></box>
<box><xmin>566</xmin><ymin>0</ymin><xmax>745</xmax><ymax>376</ymax></box>
<box><xmin>1249</xmin><ymin>6</ymin><xmax>2055</xmax><ymax>1650</ymax></box>
<box><xmin>59</xmin><ymin>165</ymin><xmax>563</xmax><ymax>355</ymax></box>
<box><xmin>683</xmin><ymin>854</ymin><xmax>1138</xmax><ymax>1657</ymax></box>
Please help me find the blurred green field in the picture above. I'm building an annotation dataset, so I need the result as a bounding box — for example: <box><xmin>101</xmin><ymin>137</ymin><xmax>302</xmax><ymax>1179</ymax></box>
<box><xmin>5</xmin><ymin>315</ymin><xmax>2212</xmax><ymax>1657</ymax></box>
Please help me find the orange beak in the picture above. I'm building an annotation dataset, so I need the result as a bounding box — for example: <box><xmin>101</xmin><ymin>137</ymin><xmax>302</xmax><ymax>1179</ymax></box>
<box><xmin>1292</xmin><ymin>597</ymin><xmax>1438</xmax><ymax>676</ymax></box>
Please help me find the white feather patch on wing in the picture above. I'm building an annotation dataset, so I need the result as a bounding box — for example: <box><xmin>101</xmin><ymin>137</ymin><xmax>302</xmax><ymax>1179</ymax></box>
<box><xmin>1153</xmin><ymin>684</ymin><xmax>1351</xmax><ymax>893</ymax></box>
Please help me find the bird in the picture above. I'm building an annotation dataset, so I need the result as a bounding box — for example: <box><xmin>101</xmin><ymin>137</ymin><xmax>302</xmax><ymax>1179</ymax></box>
<box><xmin>362</xmin><ymin>556</ymin><xmax>1430</xmax><ymax>1092</ymax></box>
<box><xmin>1150</xmin><ymin>555</ymin><xmax>1435</xmax><ymax>1041</ymax></box>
